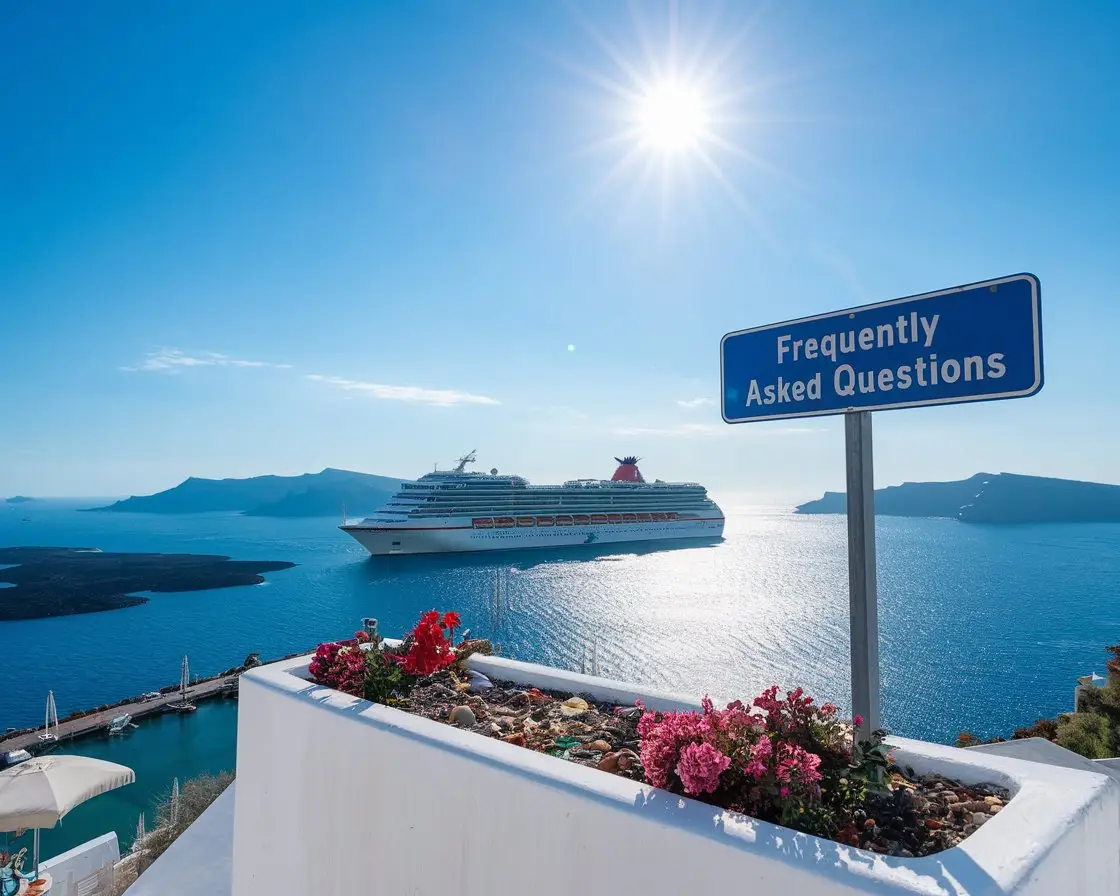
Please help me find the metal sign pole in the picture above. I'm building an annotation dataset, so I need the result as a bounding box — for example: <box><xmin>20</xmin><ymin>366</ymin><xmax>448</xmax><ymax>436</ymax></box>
<box><xmin>845</xmin><ymin>410</ymin><xmax>880</xmax><ymax>739</ymax></box>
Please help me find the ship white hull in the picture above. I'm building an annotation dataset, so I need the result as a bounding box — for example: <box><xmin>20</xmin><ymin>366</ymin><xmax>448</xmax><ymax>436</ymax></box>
<box><xmin>341</xmin><ymin>517</ymin><xmax>725</xmax><ymax>556</ymax></box>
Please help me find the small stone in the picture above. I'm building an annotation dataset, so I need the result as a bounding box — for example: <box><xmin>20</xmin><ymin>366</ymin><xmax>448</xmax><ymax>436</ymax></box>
<box><xmin>863</xmin><ymin>818</ymin><xmax>876</xmax><ymax>830</ymax></box>
<box><xmin>942</xmin><ymin>792</ymin><xmax>959</xmax><ymax>804</ymax></box>
<box><xmin>584</xmin><ymin>740</ymin><xmax>612</xmax><ymax>753</ymax></box>
<box><xmin>616</xmin><ymin>749</ymin><xmax>639</xmax><ymax>772</ymax></box>
<box><xmin>988</xmin><ymin>804</ymin><xmax>1002</xmax><ymax>815</ymax></box>
<box><xmin>899</xmin><ymin>849</ymin><xmax>914</xmax><ymax>858</ymax></box>
<box><xmin>615</xmin><ymin>706</ymin><xmax>642</xmax><ymax>721</ymax></box>
<box><xmin>506</xmin><ymin>691</ymin><xmax>530</xmax><ymax>708</ymax></box>
<box><xmin>597</xmin><ymin>752</ymin><xmax>620</xmax><ymax>773</ymax></box>
<box><xmin>449</xmin><ymin>705</ymin><xmax>476</xmax><ymax>727</ymax></box>
<box><xmin>984</xmin><ymin>796</ymin><xmax>1002</xmax><ymax>805</ymax></box>
<box><xmin>559</xmin><ymin>697</ymin><xmax>590</xmax><ymax>717</ymax></box>
<box><xmin>467</xmin><ymin>671</ymin><xmax>493</xmax><ymax>692</ymax></box>
<box><xmin>489</xmin><ymin>722</ymin><xmax>501</xmax><ymax>734</ymax></box>
<box><xmin>963</xmin><ymin>824</ymin><xmax>978</xmax><ymax>836</ymax></box>
<box><xmin>972</xmin><ymin>812</ymin><xmax>988</xmax><ymax>825</ymax></box>
<box><xmin>526</xmin><ymin>688</ymin><xmax>549</xmax><ymax>703</ymax></box>
<box><xmin>962</xmin><ymin>800</ymin><xmax>988</xmax><ymax>813</ymax></box>
<box><xmin>924</xmin><ymin>819</ymin><xmax>942</xmax><ymax>830</ymax></box>
<box><xmin>500</xmin><ymin>732</ymin><xmax>526</xmax><ymax>747</ymax></box>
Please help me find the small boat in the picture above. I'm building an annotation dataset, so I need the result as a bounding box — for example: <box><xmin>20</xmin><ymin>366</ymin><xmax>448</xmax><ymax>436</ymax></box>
<box><xmin>2</xmin><ymin>749</ymin><xmax>31</xmax><ymax>768</ymax></box>
<box><xmin>494</xmin><ymin>517</ymin><xmax>515</xmax><ymax>528</ymax></box>
<box><xmin>590</xmin><ymin>514</ymin><xmax>608</xmax><ymax>525</ymax></box>
<box><xmin>108</xmin><ymin>714</ymin><xmax>137</xmax><ymax>735</ymax></box>
<box><xmin>555</xmin><ymin>515</ymin><xmax>573</xmax><ymax>526</ymax></box>
<box><xmin>572</xmin><ymin>515</ymin><xmax>590</xmax><ymax>525</ymax></box>
<box><xmin>472</xmin><ymin>518</ymin><xmax>494</xmax><ymax>529</ymax></box>
<box><xmin>607</xmin><ymin>514</ymin><xmax>622</xmax><ymax>524</ymax></box>
<box><xmin>516</xmin><ymin>517</ymin><xmax>535</xmax><ymax>528</ymax></box>
<box><xmin>637</xmin><ymin>513</ymin><xmax>652</xmax><ymax>522</ymax></box>
<box><xmin>622</xmin><ymin>513</ymin><xmax>637</xmax><ymax>523</ymax></box>
<box><xmin>535</xmin><ymin>516</ymin><xmax>555</xmax><ymax>527</ymax></box>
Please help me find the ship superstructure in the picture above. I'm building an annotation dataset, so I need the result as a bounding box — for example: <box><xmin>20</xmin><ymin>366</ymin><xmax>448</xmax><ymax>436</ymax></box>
<box><xmin>340</xmin><ymin>452</ymin><xmax>724</xmax><ymax>555</ymax></box>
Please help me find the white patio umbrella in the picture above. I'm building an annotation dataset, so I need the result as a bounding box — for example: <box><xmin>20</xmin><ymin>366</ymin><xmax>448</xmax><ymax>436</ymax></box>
<box><xmin>0</xmin><ymin>755</ymin><xmax>135</xmax><ymax>881</ymax></box>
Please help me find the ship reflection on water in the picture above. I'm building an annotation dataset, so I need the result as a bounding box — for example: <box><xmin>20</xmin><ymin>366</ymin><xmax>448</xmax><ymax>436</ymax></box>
<box><xmin>358</xmin><ymin>536</ymin><xmax>725</xmax><ymax>582</ymax></box>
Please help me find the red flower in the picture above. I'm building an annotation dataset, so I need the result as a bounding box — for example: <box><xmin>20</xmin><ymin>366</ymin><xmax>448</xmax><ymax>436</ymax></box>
<box><xmin>394</xmin><ymin>609</ymin><xmax>459</xmax><ymax>676</ymax></box>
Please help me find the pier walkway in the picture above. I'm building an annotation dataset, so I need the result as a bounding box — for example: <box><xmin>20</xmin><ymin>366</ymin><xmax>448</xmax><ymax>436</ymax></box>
<box><xmin>0</xmin><ymin>673</ymin><xmax>240</xmax><ymax>754</ymax></box>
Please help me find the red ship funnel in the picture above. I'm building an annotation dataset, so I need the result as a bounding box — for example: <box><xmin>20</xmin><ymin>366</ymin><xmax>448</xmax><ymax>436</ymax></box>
<box><xmin>611</xmin><ymin>456</ymin><xmax>645</xmax><ymax>483</ymax></box>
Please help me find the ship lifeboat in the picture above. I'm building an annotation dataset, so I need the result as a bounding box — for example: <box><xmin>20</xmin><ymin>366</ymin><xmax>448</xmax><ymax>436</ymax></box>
<box><xmin>666</xmin><ymin>512</ymin><xmax>679</xmax><ymax>521</ymax></box>
<box><xmin>555</xmin><ymin>515</ymin><xmax>574</xmax><ymax>526</ymax></box>
<box><xmin>573</xmin><ymin>514</ymin><xmax>590</xmax><ymax>525</ymax></box>
<box><xmin>473</xmin><ymin>518</ymin><xmax>494</xmax><ymax>529</ymax></box>
<box><xmin>622</xmin><ymin>513</ymin><xmax>637</xmax><ymax>523</ymax></box>
<box><xmin>607</xmin><ymin>514</ymin><xmax>622</xmax><ymax>524</ymax></box>
<box><xmin>536</xmin><ymin>516</ymin><xmax>555</xmax><ymax>527</ymax></box>
<box><xmin>495</xmin><ymin>517</ymin><xmax>516</xmax><ymax>528</ymax></box>
<box><xmin>590</xmin><ymin>514</ymin><xmax>608</xmax><ymax>525</ymax></box>
<box><xmin>517</xmin><ymin>516</ymin><xmax>535</xmax><ymax>527</ymax></box>
<box><xmin>637</xmin><ymin>513</ymin><xmax>652</xmax><ymax>522</ymax></box>
<box><xmin>653</xmin><ymin>512</ymin><xmax>668</xmax><ymax>521</ymax></box>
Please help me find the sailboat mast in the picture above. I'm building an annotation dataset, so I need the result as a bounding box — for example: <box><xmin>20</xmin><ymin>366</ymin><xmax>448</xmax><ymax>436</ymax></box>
<box><xmin>45</xmin><ymin>690</ymin><xmax>57</xmax><ymax>736</ymax></box>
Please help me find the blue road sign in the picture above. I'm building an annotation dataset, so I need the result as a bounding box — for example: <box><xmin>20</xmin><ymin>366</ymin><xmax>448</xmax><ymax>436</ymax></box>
<box><xmin>721</xmin><ymin>273</ymin><xmax>1043</xmax><ymax>423</ymax></box>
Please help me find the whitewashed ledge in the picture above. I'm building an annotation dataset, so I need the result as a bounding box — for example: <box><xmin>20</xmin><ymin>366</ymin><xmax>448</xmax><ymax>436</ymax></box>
<box><xmin>124</xmin><ymin>782</ymin><xmax>234</xmax><ymax>896</ymax></box>
<box><xmin>232</xmin><ymin>654</ymin><xmax>1120</xmax><ymax>896</ymax></box>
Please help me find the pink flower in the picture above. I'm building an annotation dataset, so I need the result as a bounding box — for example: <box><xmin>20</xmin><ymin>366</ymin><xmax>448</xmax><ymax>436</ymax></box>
<box><xmin>780</xmin><ymin>785</ymin><xmax>790</xmax><ymax>798</ymax></box>
<box><xmin>675</xmin><ymin>742</ymin><xmax>731</xmax><ymax>796</ymax></box>
<box><xmin>854</xmin><ymin>715</ymin><xmax>864</xmax><ymax>728</ymax></box>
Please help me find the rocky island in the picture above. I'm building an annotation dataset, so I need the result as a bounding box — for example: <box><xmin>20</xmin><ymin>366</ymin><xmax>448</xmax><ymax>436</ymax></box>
<box><xmin>86</xmin><ymin>467</ymin><xmax>406</xmax><ymax>518</ymax></box>
<box><xmin>796</xmin><ymin>472</ymin><xmax>1120</xmax><ymax>523</ymax></box>
<box><xmin>0</xmin><ymin>546</ymin><xmax>295</xmax><ymax>621</ymax></box>
<box><xmin>5</xmin><ymin>495</ymin><xmax>34</xmax><ymax>504</ymax></box>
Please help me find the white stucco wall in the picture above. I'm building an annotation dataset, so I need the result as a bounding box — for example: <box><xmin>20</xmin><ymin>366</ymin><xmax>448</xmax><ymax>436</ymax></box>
<box><xmin>232</xmin><ymin>655</ymin><xmax>1120</xmax><ymax>896</ymax></box>
<box><xmin>39</xmin><ymin>832</ymin><xmax>119</xmax><ymax>896</ymax></box>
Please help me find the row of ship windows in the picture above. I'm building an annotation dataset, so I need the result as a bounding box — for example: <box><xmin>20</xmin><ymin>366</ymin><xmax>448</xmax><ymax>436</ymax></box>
<box><xmin>400</xmin><ymin>483</ymin><xmax>702</xmax><ymax>492</ymax></box>
<box><xmin>384</xmin><ymin>497</ymin><xmax>711</xmax><ymax>507</ymax></box>
<box><xmin>472</xmin><ymin>512</ymin><xmax>683</xmax><ymax>529</ymax></box>
<box><xmin>390</xmin><ymin>508</ymin><xmax>714</xmax><ymax>519</ymax></box>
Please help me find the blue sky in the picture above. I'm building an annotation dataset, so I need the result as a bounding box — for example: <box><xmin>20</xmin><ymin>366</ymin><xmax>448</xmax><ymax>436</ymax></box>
<box><xmin>2</xmin><ymin>1</ymin><xmax>1118</xmax><ymax>501</ymax></box>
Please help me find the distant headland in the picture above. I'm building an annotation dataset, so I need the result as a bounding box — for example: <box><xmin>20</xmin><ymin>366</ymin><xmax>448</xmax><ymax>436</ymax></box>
<box><xmin>796</xmin><ymin>472</ymin><xmax>1120</xmax><ymax>524</ymax></box>
<box><xmin>86</xmin><ymin>468</ymin><xmax>407</xmax><ymax>518</ymax></box>
<box><xmin>0</xmin><ymin>546</ymin><xmax>296</xmax><ymax>621</ymax></box>
<box><xmin>5</xmin><ymin>495</ymin><xmax>34</xmax><ymax>504</ymax></box>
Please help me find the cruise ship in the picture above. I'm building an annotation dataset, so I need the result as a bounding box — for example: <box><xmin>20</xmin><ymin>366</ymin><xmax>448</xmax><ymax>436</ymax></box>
<box><xmin>340</xmin><ymin>452</ymin><xmax>725</xmax><ymax>555</ymax></box>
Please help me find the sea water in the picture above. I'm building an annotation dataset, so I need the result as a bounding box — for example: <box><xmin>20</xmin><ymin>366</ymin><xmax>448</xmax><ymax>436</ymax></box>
<box><xmin>2</xmin><ymin>497</ymin><xmax>1120</xmax><ymax>858</ymax></box>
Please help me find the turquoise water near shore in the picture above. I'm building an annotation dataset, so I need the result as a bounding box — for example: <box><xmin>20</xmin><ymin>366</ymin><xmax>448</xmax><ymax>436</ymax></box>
<box><xmin>3</xmin><ymin>497</ymin><xmax>1120</xmax><ymax>859</ymax></box>
<box><xmin>1</xmin><ymin>699</ymin><xmax>237</xmax><ymax>862</ymax></box>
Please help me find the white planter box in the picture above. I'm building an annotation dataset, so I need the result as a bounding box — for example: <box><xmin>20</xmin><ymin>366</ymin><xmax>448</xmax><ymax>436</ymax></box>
<box><xmin>232</xmin><ymin>653</ymin><xmax>1120</xmax><ymax>896</ymax></box>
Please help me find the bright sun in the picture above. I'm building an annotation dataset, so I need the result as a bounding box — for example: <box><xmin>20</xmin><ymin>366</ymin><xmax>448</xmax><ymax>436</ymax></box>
<box><xmin>636</xmin><ymin>81</ymin><xmax>708</xmax><ymax>154</ymax></box>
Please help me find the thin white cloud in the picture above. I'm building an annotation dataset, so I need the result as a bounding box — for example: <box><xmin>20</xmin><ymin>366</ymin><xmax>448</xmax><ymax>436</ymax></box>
<box><xmin>307</xmin><ymin>374</ymin><xmax>500</xmax><ymax>407</ymax></box>
<box><xmin>122</xmin><ymin>349</ymin><xmax>292</xmax><ymax>373</ymax></box>
<box><xmin>676</xmin><ymin>397</ymin><xmax>714</xmax><ymax>409</ymax></box>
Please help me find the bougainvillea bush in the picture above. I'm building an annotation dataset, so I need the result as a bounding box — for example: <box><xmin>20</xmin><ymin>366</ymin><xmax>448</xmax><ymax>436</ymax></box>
<box><xmin>637</xmin><ymin>687</ymin><xmax>891</xmax><ymax>838</ymax></box>
<box><xmin>308</xmin><ymin>610</ymin><xmax>461</xmax><ymax>705</ymax></box>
